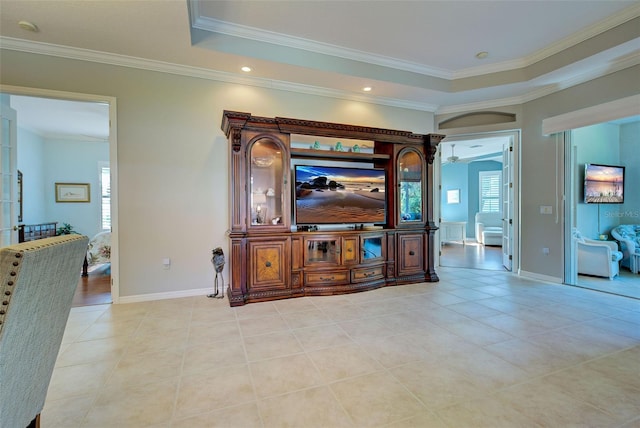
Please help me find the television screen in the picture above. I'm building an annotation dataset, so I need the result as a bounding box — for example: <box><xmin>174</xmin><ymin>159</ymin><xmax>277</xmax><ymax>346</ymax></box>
<box><xmin>294</xmin><ymin>164</ymin><xmax>386</xmax><ymax>224</ymax></box>
<box><xmin>584</xmin><ymin>163</ymin><xmax>625</xmax><ymax>204</ymax></box>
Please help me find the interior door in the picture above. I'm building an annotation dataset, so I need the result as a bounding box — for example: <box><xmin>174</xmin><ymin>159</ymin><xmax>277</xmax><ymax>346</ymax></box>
<box><xmin>0</xmin><ymin>103</ymin><xmax>18</xmax><ymax>246</ymax></box>
<box><xmin>501</xmin><ymin>141</ymin><xmax>513</xmax><ymax>271</ymax></box>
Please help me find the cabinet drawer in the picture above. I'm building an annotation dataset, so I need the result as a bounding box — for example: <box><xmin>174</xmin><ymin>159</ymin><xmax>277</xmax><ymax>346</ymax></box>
<box><xmin>351</xmin><ymin>265</ymin><xmax>384</xmax><ymax>283</ymax></box>
<box><xmin>305</xmin><ymin>270</ymin><xmax>349</xmax><ymax>286</ymax></box>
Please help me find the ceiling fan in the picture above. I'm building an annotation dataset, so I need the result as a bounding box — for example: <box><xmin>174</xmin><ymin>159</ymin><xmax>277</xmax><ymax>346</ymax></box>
<box><xmin>446</xmin><ymin>144</ymin><xmax>460</xmax><ymax>163</ymax></box>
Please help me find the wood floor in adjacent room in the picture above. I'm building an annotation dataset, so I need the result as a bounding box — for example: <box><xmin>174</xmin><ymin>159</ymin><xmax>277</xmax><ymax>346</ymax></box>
<box><xmin>72</xmin><ymin>264</ymin><xmax>112</xmax><ymax>307</ymax></box>
<box><xmin>440</xmin><ymin>241</ymin><xmax>505</xmax><ymax>271</ymax></box>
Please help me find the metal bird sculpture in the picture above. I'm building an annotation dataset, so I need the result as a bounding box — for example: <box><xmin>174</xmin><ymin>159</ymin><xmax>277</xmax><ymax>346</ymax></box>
<box><xmin>208</xmin><ymin>247</ymin><xmax>225</xmax><ymax>299</ymax></box>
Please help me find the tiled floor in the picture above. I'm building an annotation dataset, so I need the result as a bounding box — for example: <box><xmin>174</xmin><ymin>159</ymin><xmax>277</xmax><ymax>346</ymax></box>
<box><xmin>44</xmin><ymin>267</ymin><xmax>640</xmax><ymax>427</ymax></box>
<box><xmin>578</xmin><ymin>269</ymin><xmax>640</xmax><ymax>300</ymax></box>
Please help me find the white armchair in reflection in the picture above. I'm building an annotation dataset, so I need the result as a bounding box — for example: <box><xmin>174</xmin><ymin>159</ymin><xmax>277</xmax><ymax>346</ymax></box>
<box><xmin>575</xmin><ymin>230</ymin><xmax>623</xmax><ymax>280</ymax></box>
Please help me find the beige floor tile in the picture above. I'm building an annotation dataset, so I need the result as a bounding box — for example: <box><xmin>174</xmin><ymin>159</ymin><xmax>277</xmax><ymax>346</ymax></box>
<box><xmin>171</xmin><ymin>402</ymin><xmax>262</xmax><ymax>428</ymax></box>
<box><xmin>250</xmin><ymin>353</ymin><xmax>323</xmax><ymax>398</ymax></box>
<box><xmin>307</xmin><ymin>343</ymin><xmax>384</xmax><ymax>382</ymax></box>
<box><xmin>84</xmin><ymin>377</ymin><xmax>179</xmax><ymax>427</ymax></box>
<box><xmin>127</xmin><ymin>326</ymin><xmax>190</xmax><ymax>355</ymax></box>
<box><xmin>41</xmin><ymin>395</ymin><xmax>96</xmax><ymax>428</ymax></box>
<box><xmin>484</xmin><ymin>338</ymin><xmax>576</xmax><ymax>375</ymax></box>
<box><xmin>280</xmin><ymin>307</ymin><xmax>333</xmax><ymax>329</ymax></box>
<box><xmin>435</xmin><ymin>395</ymin><xmax>540</xmax><ymax>428</ymax></box>
<box><xmin>292</xmin><ymin>323</ymin><xmax>354</xmax><ymax>351</ymax></box>
<box><xmin>442</xmin><ymin>318</ymin><xmax>515</xmax><ymax>346</ymax></box>
<box><xmin>243</xmin><ymin>330</ymin><xmax>303</xmax><ymax>361</ymax></box>
<box><xmin>187</xmin><ymin>319</ymin><xmax>241</xmax><ymax>346</ymax></box>
<box><xmin>494</xmin><ymin>380</ymin><xmax>618</xmax><ymax>427</ymax></box>
<box><xmin>238</xmin><ymin>313</ymin><xmax>289</xmax><ymax>337</ymax></box>
<box><xmin>182</xmin><ymin>340</ymin><xmax>246</xmax><ymax>374</ymax></box>
<box><xmin>257</xmin><ymin>386</ymin><xmax>352</xmax><ymax>427</ymax></box>
<box><xmin>42</xmin><ymin>269</ymin><xmax>640</xmax><ymax>427</ymax></box>
<box><xmin>175</xmin><ymin>364</ymin><xmax>255</xmax><ymax>419</ymax></box>
<box><xmin>543</xmin><ymin>365</ymin><xmax>640</xmax><ymax>423</ymax></box>
<box><xmin>386</xmin><ymin>410</ymin><xmax>449</xmax><ymax>428</ymax></box>
<box><xmin>55</xmin><ymin>337</ymin><xmax>129</xmax><ymax>367</ymax></box>
<box><xmin>330</xmin><ymin>371</ymin><xmax>427</xmax><ymax>426</ymax></box>
<box><xmin>47</xmin><ymin>360</ymin><xmax>116</xmax><ymax>401</ymax></box>
<box><xmin>108</xmin><ymin>347</ymin><xmax>185</xmax><ymax>388</ymax></box>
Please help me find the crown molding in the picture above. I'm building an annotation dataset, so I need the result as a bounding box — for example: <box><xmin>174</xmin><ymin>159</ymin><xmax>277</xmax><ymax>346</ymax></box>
<box><xmin>191</xmin><ymin>16</ymin><xmax>452</xmax><ymax>79</ymax></box>
<box><xmin>2</xmin><ymin>36</ymin><xmax>637</xmax><ymax>116</ymax></box>
<box><xmin>0</xmin><ymin>37</ymin><xmax>438</xmax><ymax>112</ymax></box>
<box><xmin>437</xmin><ymin>50</ymin><xmax>640</xmax><ymax>115</ymax></box>
<box><xmin>191</xmin><ymin>2</ymin><xmax>640</xmax><ymax>81</ymax></box>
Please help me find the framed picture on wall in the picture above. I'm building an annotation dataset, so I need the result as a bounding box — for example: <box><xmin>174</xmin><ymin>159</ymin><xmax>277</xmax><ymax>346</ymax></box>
<box><xmin>447</xmin><ymin>189</ymin><xmax>460</xmax><ymax>204</ymax></box>
<box><xmin>55</xmin><ymin>183</ymin><xmax>90</xmax><ymax>203</ymax></box>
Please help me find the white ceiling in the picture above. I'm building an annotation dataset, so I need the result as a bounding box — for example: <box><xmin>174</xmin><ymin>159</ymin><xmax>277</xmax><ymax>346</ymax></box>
<box><xmin>1</xmin><ymin>1</ymin><xmax>639</xmax><ymax>155</ymax></box>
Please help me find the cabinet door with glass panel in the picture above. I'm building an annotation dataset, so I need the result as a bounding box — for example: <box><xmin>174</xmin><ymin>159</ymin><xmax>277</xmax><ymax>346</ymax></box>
<box><xmin>247</xmin><ymin>136</ymin><xmax>290</xmax><ymax>231</ymax></box>
<box><xmin>397</xmin><ymin>148</ymin><xmax>425</xmax><ymax>226</ymax></box>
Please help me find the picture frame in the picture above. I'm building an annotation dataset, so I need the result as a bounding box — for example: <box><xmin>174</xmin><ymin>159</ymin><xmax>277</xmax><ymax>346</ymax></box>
<box><xmin>446</xmin><ymin>189</ymin><xmax>460</xmax><ymax>204</ymax></box>
<box><xmin>55</xmin><ymin>183</ymin><xmax>90</xmax><ymax>203</ymax></box>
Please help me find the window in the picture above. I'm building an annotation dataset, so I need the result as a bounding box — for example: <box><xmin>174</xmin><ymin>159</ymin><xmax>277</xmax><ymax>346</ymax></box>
<box><xmin>479</xmin><ymin>171</ymin><xmax>501</xmax><ymax>213</ymax></box>
<box><xmin>100</xmin><ymin>163</ymin><xmax>111</xmax><ymax>230</ymax></box>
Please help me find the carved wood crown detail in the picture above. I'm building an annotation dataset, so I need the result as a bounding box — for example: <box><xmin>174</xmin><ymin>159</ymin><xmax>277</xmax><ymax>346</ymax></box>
<box><xmin>221</xmin><ymin>110</ymin><xmax>444</xmax><ymax>160</ymax></box>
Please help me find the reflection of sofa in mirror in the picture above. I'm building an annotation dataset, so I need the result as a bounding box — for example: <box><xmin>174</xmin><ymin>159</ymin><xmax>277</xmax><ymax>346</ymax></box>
<box><xmin>611</xmin><ymin>225</ymin><xmax>640</xmax><ymax>273</ymax></box>
<box><xmin>475</xmin><ymin>212</ymin><xmax>502</xmax><ymax>246</ymax></box>
<box><xmin>575</xmin><ymin>230</ymin><xmax>622</xmax><ymax>280</ymax></box>
<box><xmin>0</xmin><ymin>235</ymin><xmax>89</xmax><ymax>427</ymax></box>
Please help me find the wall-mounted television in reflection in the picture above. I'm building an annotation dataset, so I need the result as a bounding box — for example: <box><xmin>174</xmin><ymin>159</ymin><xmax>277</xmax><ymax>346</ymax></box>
<box><xmin>584</xmin><ymin>163</ymin><xmax>625</xmax><ymax>204</ymax></box>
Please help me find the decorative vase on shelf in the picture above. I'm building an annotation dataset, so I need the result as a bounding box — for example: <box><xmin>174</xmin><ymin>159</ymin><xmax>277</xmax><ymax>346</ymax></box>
<box><xmin>352</xmin><ymin>144</ymin><xmax>360</xmax><ymax>153</ymax></box>
<box><xmin>311</xmin><ymin>141</ymin><xmax>321</xmax><ymax>150</ymax></box>
<box><xmin>334</xmin><ymin>141</ymin><xmax>344</xmax><ymax>152</ymax></box>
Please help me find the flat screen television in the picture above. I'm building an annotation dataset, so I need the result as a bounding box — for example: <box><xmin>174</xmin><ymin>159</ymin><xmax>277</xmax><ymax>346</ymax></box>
<box><xmin>294</xmin><ymin>164</ymin><xmax>386</xmax><ymax>225</ymax></box>
<box><xmin>584</xmin><ymin>163</ymin><xmax>625</xmax><ymax>204</ymax></box>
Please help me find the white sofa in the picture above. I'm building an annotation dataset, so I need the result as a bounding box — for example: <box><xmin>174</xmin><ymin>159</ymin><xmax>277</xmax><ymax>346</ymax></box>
<box><xmin>575</xmin><ymin>230</ymin><xmax>623</xmax><ymax>280</ymax></box>
<box><xmin>475</xmin><ymin>212</ymin><xmax>503</xmax><ymax>246</ymax></box>
<box><xmin>611</xmin><ymin>224</ymin><xmax>640</xmax><ymax>273</ymax></box>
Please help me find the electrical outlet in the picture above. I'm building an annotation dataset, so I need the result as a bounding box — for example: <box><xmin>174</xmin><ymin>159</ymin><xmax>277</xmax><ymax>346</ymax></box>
<box><xmin>540</xmin><ymin>206</ymin><xmax>553</xmax><ymax>215</ymax></box>
<box><xmin>162</xmin><ymin>258</ymin><xmax>171</xmax><ymax>269</ymax></box>
<box><xmin>542</xmin><ymin>248</ymin><xmax>550</xmax><ymax>255</ymax></box>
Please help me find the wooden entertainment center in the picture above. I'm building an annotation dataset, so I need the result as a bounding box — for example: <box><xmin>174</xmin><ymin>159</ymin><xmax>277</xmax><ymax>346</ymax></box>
<box><xmin>221</xmin><ymin>111</ymin><xmax>444</xmax><ymax>306</ymax></box>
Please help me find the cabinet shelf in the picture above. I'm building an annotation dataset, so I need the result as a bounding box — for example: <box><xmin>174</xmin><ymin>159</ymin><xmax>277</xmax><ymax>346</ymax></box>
<box><xmin>290</xmin><ymin>148</ymin><xmax>390</xmax><ymax>162</ymax></box>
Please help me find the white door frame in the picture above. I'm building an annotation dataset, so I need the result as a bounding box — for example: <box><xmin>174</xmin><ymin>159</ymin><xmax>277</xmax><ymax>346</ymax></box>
<box><xmin>434</xmin><ymin>130</ymin><xmax>520</xmax><ymax>273</ymax></box>
<box><xmin>0</xmin><ymin>84</ymin><xmax>119</xmax><ymax>303</ymax></box>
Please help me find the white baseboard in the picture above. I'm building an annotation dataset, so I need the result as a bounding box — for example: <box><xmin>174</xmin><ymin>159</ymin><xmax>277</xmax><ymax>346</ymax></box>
<box><xmin>117</xmin><ymin>287</ymin><xmax>215</xmax><ymax>304</ymax></box>
<box><xmin>518</xmin><ymin>270</ymin><xmax>562</xmax><ymax>284</ymax></box>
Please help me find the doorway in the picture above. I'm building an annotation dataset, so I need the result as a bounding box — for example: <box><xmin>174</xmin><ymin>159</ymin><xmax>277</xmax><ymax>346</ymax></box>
<box><xmin>437</xmin><ymin>131</ymin><xmax>519</xmax><ymax>273</ymax></box>
<box><xmin>564</xmin><ymin>117</ymin><xmax>640</xmax><ymax>299</ymax></box>
<box><xmin>0</xmin><ymin>85</ymin><xmax>118</xmax><ymax>305</ymax></box>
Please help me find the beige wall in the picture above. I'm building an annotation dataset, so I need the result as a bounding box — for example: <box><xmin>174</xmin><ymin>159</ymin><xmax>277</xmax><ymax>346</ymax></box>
<box><xmin>0</xmin><ymin>49</ymin><xmax>433</xmax><ymax>300</ymax></box>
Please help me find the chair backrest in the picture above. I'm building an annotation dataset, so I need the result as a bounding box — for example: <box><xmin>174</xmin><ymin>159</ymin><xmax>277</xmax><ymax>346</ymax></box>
<box><xmin>475</xmin><ymin>212</ymin><xmax>502</xmax><ymax>227</ymax></box>
<box><xmin>0</xmin><ymin>234</ymin><xmax>88</xmax><ymax>427</ymax></box>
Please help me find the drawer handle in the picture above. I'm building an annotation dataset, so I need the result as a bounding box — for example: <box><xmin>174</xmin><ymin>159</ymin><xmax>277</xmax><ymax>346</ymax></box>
<box><xmin>265</xmin><ymin>261</ymin><xmax>272</xmax><ymax>267</ymax></box>
<box><xmin>319</xmin><ymin>276</ymin><xmax>335</xmax><ymax>281</ymax></box>
<box><xmin>409</xmin><ymin>250</ymin><xmax>415</xmax><ymax>256</ymax></box>
<box><xmin>364</xmin><ymin>271</ymin><xmax>375</xmax><ymax>278</ymax></box>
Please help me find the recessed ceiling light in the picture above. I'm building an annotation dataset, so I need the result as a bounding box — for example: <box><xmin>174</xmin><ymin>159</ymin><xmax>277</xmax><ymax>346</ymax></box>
<box><xmin>18</xmin><ymin>20</ymin><xmax>39</xmax><ymax>32</ymax></box>
<box><xmin>475</xmin><ymin>51</ymin><xmax>489</xmax><ymax>59</ymax></box>
<box><xmin>470</xmin><ymin>144</ymin><xmax>483</xmax><ymax>148</ymax></box>
<box><xmin>241</xmin><ymin>66</ymin><xmax>252</xmax><ymax>72</ymax></box>
<box><xmin>363</xmin><ymin>86</ymin><xmax>373</xmax><ymax>92</ymax></box>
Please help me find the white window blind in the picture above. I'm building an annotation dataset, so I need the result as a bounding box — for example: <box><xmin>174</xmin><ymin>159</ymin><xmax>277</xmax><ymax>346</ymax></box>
<box><xmin>100</xmin><ymin>164</ymin><xmax>111</xmax><ymax>230</ymax></box>
<box><xmin>479</xmin><ymin>171</ymin><xmax>501</xmax><ymax>213</ymax></box>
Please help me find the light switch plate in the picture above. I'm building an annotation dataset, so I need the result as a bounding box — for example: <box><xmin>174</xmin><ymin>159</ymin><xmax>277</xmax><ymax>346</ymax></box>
<box><xmin>540</xmin><ymin>205</ymin><xmax>553</xmax><ymax>215</ymax></box>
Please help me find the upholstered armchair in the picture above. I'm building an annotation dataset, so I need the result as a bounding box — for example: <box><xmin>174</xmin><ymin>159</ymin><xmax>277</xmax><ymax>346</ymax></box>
<box><xmin>575</xmin><ymin>231</ymin><xmax>622</xmax><ymax>280</ymax></box>
<box><xmin>475</xmin><ymin>212</ymin><xmax>503</xmax><ymax>246</ymax></box>
<box><xmin>0</xmin><ymin>235</ymin><xmax>88</xmax><ymax>428</ymax></box>
<box><xmin>611</xmin><ymin>224</ymin><xmax>640</xmax><ymax>272</ymax></box>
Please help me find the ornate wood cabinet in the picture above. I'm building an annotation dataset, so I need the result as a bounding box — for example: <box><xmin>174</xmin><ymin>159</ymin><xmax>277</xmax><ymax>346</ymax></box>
<box><xmin>221</xmin><ymin>111</ymin><xmax>444</xmax><ymax>306</ymax></box>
